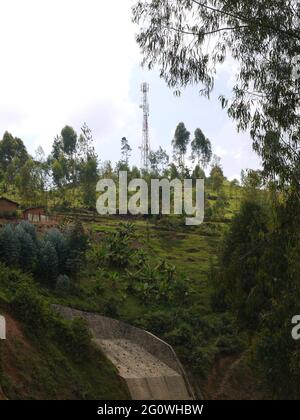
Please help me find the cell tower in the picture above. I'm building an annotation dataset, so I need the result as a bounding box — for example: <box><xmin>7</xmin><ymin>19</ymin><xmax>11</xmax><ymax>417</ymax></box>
<box><xmin>140</xmin><ymin>82</ymin><xmax>150</xmax><ymax>169</ymax></box>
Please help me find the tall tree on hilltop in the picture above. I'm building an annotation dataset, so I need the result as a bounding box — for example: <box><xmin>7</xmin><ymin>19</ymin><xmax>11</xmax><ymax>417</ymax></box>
<box><xmin>15</xmin><ymin>159</ymin><xmax>44</xmax><ymax>205</ymax></box>
<box><xmin>79</xmin><ymin>123</ymin><xmax>96</xmax><ymax>160</ymax></box>
<box><xmin>78</xmin><ymin>124</ymin><xmax>98</xmax><ymax>207</ymax></box>
<box><xmin>80</xmin><ymin>156</ymin><xmax>98</xmax><ymax>208</ymax></box>
<box><xmin>51</xmin><ymin>135</ymin><xmax>63</xmax><ymax>161</ymax></box>
<box><xmin>191</xmin><ymin>128</ymin><xmax>212</xmax><ymax>168</ymax></box>
<box><xmin>149</xmin><ymin>146</ymin><xmax>169</xmax><ymax>176</ymax></box>
<box><xmin>61</xmin><ymin>126</ymin><xmax>77</xmax><ymax>157</ymax></box>
<box><xmin>172</xmin><ymin>122</ymin><xmax>190</xmax><ymax>168</ymax></box>
<box><xmin>0</xmin><ymin>132</ymin><xmax>29</xmax><ymax>191</ymax></box>
<box><xmin>0</xmin><ymin>132</ymin><xmax>28</xmax><ymax>171</ymax></box>
<box><xmin>210</xmin><ymin>156</ymin><xmax>224</xmax><ymax>192</ymax></box>
<box><xmin>49</xmin><ymin>126</ymin><xmax>80</xmax><ymax>192</ymax></box>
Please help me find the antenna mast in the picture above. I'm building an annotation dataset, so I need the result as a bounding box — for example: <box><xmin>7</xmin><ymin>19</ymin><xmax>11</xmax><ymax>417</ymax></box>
<box><xmin>140</xmin><ymin>82</ymin><xmax>150</xmax><ymax>169</ymax></box>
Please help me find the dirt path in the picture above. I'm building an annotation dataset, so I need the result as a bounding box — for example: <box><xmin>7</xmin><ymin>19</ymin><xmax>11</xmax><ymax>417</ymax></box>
<box><xmin>203</xmin><ymin>355</ymin><xmax>239</xmax><ymax>400</ymax></box>
<box><xmin>210</xmin><ymin>356</ymin><xmax>244</xmax><ymax>400</ymax></box>
<box><xmin>203</xmin><ymin>353</ymin><xmax>270</xmax><ymax>400</ymax></box>
<box><xmin>0</xmin><ymin>385</ymin><xmax>6</xmax><ymax>400</ymax></box>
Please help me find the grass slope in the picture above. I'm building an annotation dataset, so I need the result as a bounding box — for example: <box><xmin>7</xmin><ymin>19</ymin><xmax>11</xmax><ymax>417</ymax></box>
<box><xmin>0</xmin><ymin>291</ymin><xmax>129</xmax><ymax>400</ymax></box>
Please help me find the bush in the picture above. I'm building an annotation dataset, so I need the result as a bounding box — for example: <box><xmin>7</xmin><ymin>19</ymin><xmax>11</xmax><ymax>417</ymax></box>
<box><xmin>66</xmin><ymin>221</ymin><xmax>88</xmax><ymax>257</ymax></box>
<box><xmin>12</xmin><ymin>284</ymin><xmax>50</xmax><ymax>335</ymax></box>
<box><xmin>45</xmin><ymin>229</ymin><xmax>69</xmax><ymax>274</ymax></box>
<box><xmin>65</xmin><ymin>221</ymin><xmax>89</xmax><ymax>279</ymax></box>
<box><xmin>36</xmin><ymin>240</ymin><xmax>59</xmax><ymax>287</ymax></box>
<box><xmin>0</xmin><ymin>224</ymin><xmax>20</xmax><ymax>267</ymax></box>
<box><xmin>15</xmin><ymin>224</ymin><xmax>37</xmax><ymax>271</ymax></box>
<box><xmin>0</xmin><ymin>222</ymin><xmax>87</xmax><ymax>287</ymax></box>
<box><xmin>213</xmin><ymin>193</ymin><xmax>300</xmax><ymax>398</ymax></box>
<box><xmin>18</xmin><ymin>221</ymin><xmax>38</xmax><ymax>245</ymax></box>
<box><xmin>55</xmin><ymin>275</ymin><xmax>71</xmax><ymax>294</ymax></box>
<box><xmin>105</xmin><ymin>223</ymin><xmax>136</xmax><ymax>268</ymax></box>
<box><xmin>215</xmin><ymin>199</ymin><xmax>269</xmax><ymax>329</ymax></box>
<box><xmin>0</xmin><ymin>263</ymin><xmax>34</xmax><ymax>302</ymax></box>
<box><xmin>133</xmin><ymin>310</ymin><xmax>174</xmax><ymax>336</ymax></box>
<box><xmin>71</xmin><ymin>318</ymin><xmax>92</xmax><ymax>359</ymax></box>
<box><xmin>52</xmin><ymin>316</ymin><xmax>92</xmax><ymax>361</ymax></box>
<box><xmin>0</xmin><ymin>223</ymin><xmax>39</xmax><ymax>272</ymax></box>
<box><xmin>103</xmin><ymin>297</ymin><xmax>119</xmax><ymax>318</ymax></box>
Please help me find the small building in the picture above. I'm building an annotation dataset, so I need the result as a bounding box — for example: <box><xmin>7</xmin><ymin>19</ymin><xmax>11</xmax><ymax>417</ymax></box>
<box><xmin>23</xmin><ymin>207</ymin><xmax>49</xmax><ymax>223</ymax></box>
<box><xmin>0</xmin><ymin>197</ymin><xmax>19</xmax><ymax>216</ymax></box>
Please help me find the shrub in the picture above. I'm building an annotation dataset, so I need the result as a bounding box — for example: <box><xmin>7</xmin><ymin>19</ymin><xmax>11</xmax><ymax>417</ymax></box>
<box><xmin>105</xmin><ymin>223</ymin><xmax>136</xmax><ymax>268</ymax></box>
<box><xmin>103</xmin><ymin>297</ymin><xmax>119</xmax><ymax>318</ymax></box>
<box><xmin>0</xmin><ymin>263</ymin><xmax>32</xmax><ymax>301</ymax></box>
<box><xmin>134</xmin><ymin>310</ymin><xmax>174</xmax><ymax>336</ymax></box>
<box><xmin>12</xmin><ymin>284</ymin><xmax>50</xmax><ymax>335</ymax></box>
<box><xmin>216</xmin><ymin>199</ymin><xmax>269</xmax><ymax>329</ymax></box>
<box><xmin>52</xmin><ymin>316</ymin><xmax>92</xmax><ymax>361</ymax></box>
<box><xmin>15</xmin><ymin>224</ymin><xmax>36</xmax><ymax>272</ymax></box>
<box><xmin>55</xmin><ymin>275</ymin><xmax>71</xmax><ymax>294</ymax></box>
<box><xmin>45</xmin><ymin>228</ymin><xmax>69</xmax><ymax>274</ymax></box>
<box><xmin>71</xmin><ymin>318</ymin><xmax>92</xmax><ymax>359</ymax></box>
<box><xmin>65</xmin><ymin>221</ymin><xmax>89</xmax><ymax>279</ymax></box>
<box><xmin>0</xmin><ymin>224</ymin><xmax>20</xmax><ymax>267</ymax></box>
<box><xmin>18</xmin><ymin>221</ymin><xmax>38</xmax><ymax>245</ymax></box>
<box><xmin>36</xmin><ymin>240</ymin><xmax>59</xmax><ymax>287</ymax></box>
<box><xmin>0</xmin><ymin>222</ymin><xmax>87</xmax><ymax>287</ymax></box>
<box><xmin>66</xmin><ymin>221</ymin><xmax>88</xmax><ymax>257</ymax></box>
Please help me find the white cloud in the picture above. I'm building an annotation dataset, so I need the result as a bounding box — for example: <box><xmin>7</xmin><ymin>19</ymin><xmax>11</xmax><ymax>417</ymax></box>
<box><xmin>215</xmin><ymin>145</ymin><xmax>228</xmax><ymax>158</ymax></box>
<box><xmin>0</xmin><ymin>0</ymin><xmax>140</xmax><ymax>159</ymax></box>
<box><xmin>211</xmin><ymin>120</ymin><xmax>261</xmax><ymax>178</ymax></box>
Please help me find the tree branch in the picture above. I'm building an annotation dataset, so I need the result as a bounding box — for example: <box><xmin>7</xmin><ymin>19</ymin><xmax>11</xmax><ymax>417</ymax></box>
<box><xmin>165</xmin><ymin>24</ymin><xmax>249</xmax><ymax>37</ymax></box>
<box><xmin>190</xmin><ymin>0</ymin><xmax>300</xmax><ymax>40</ymax></box>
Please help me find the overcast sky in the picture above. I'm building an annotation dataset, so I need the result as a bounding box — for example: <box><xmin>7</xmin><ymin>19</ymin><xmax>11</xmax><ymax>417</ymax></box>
<box><xmin>0</xmin><ymin>0</ymin><xmax>260</xmax><ymax>180</ymax></box>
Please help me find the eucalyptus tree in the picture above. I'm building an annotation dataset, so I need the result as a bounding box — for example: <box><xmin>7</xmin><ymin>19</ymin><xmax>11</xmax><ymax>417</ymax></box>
<box><xmin>0</xmin><ymin>132</ymin><xmax>29</xmax><ymax>191</ymax></box>
<box><xmin>172</xmin><ymin>122</ymin><xmax>190</xmax><ymax>167</ymax></box>
<box><xmin>0</xmin><ymin>131</ymin><xmax>28</xmax><ymax>172</ymax></box>
<box><xmin>191</xmin><ymin>128</ymin><xmax>212</xmax><ymax>168</ymax></box>
<box><xmin>78</xmin><ymin>124</ymin><xmax>99</xmax><ymax>207</ymax></box>
<box><xmin>121</xmin><ymin>137</ymin><xmax>132</xmax><ymax>166</ymax></box>
<box><xmin>133</xmin><ymin>0</ymin><xmax>300</xmax><ymax>189</ymax></box>
<box><xmin>149</xmin><ymin>146</ymin><xmax>169</xmax><ymax>176</ymax></box>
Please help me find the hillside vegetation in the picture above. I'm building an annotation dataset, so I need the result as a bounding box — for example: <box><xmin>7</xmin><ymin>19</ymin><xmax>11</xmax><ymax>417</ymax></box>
<box><xmin>0</xmin><ymin>174</ymin><xmax>272</xmax><ymax>400</ymax></box>
<box><xmin>0</xmin><ymin>126</ymin><xmax>292</xmax><ymax>400</ymax></box>
<box><xmin>0</xmin><ymin>266</ymin><xmax>129</xmax><ymax>400</ymax></box>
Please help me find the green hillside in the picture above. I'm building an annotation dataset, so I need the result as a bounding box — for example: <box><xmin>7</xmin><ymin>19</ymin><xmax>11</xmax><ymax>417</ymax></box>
<box><xmin>0</xmin><ymin>267</ymin><xmax>129</xmax><ymax>400</ymax></box>
<box><xmin>0</xmin><ymin>180</ymin><xmax>268</xmax><ymax>399</ymax></box>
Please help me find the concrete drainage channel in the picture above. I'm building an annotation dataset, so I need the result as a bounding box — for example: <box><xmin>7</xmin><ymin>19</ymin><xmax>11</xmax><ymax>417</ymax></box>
<box><xmin>53</xmin><ymin>305</ymin><xmax>195</xmax><ymax>400</ymax></box>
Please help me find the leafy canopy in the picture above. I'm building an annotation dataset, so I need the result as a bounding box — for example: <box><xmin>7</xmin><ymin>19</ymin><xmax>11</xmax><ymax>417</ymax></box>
<box><xmin>172</xmin><ymin>122</ymin><xmax>190</xmax><ymax>166</ymax></box>
<box><xmin>133</xmin><ymin>0</ymin><xmax>300</xmax><ymax>188</ymax></box>
<box><xmin>191</xmin><ymin>128</ymin><xmax>212</xmax><ymax>168</ymax></box>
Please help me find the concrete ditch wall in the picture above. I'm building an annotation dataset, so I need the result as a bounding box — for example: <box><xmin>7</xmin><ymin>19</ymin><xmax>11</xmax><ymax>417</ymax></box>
<box><xmin>53</xmin><ymin>305</ymin><xmax>195</xmax><ymax>400</ymax></box>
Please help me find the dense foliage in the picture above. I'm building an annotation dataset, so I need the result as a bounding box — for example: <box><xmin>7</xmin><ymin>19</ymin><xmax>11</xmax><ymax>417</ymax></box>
<box><xmin>0</xmin><ymin>221</ymin><xmax>88</xmax><ymax>289</ymax></box>
<box><xmin>0</xmin><ymin>263</ymin><xmax>128</xmax><ymax>400</ymax></box>
<box><xmin>212</xmin><ymin>193</ymin><xmax>300</xmax><ymax>398</ymax></box>
<box><xmin>133</xmin><ymin>0</ymin><xmax>300</xmax><ymax>189</ymax></box>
